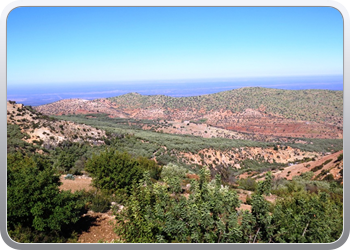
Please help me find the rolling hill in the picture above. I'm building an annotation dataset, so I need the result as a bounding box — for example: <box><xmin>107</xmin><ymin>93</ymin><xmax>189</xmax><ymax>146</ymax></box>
<box><xmin>34</xmin><ymin>87</ymin><xmax>343</xmax><ymax>139</ymax></box>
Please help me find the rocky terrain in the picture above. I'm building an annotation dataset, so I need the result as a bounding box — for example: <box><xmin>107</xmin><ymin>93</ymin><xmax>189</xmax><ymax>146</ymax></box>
<box><xmin>272</xmin><ymin>150</ymin><xmax>343</xmax><ymax>182</ymax></box>
<box><xmin>7</xmin><ymin>101</ymin><xmax>106</xmax><ymax>148</ymax></box>
<box><xmin>175</xmin><ymin>146</ymin><xmax>322</xmax><ymax>168</ymax></box>
<box><xmin>240</xmin><ymin>150</ymin><xmax>343</xmax><ymax>183</ymax></box>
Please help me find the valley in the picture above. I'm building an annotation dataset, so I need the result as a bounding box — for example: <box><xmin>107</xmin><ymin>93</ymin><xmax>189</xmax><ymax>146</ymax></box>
<box><xmin>7</xmin><ymin>87</ymin><xmax>344</xmax><ymax>243</ymax></box>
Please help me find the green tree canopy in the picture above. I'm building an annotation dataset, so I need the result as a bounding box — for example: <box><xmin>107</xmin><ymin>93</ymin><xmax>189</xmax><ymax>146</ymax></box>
<box><xmin>7</xmin><ymin>153</ymin><xmax>85</xmax><ymax>242</ymax></box>
<box><xmin>85</xmin><ymin>149</ymin><xmax>145</xmax><ymax>195</ymax></box>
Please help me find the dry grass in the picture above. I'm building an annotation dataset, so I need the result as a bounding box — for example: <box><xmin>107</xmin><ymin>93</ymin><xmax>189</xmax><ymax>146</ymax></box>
<box><xmin>59</xmin><ymin>175</ymin><xmax>94</xmax><ymax>192</ymax></box>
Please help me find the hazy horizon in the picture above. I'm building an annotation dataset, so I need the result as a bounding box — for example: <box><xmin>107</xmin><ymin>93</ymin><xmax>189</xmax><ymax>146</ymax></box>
<box><xmin>7</xmin><ymin>74</ymin><xmax>343</xmax><ymax>106</ymax></box>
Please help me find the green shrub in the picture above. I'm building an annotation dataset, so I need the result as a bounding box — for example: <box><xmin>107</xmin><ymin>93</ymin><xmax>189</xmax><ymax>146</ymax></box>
<box><xmin>300</xmin><ymin>171</ymin><xmax>314</xmax><ymax>180</ymax></box>
<box><xmin>90</xmin><ymin>194</ymin><xmax>111</xmax><ymax>213</ymax></box>
<box><xmin>85</xmin><ymin>149</ymin><xmax>144</xmax><ymax>195</ymax></box>
<box><xmin>7</xmin><ymin>153</ymin><xmax>85</xmax><ymax>242</ymax></box>
<box><xmin>238</xmin><ymin>178</ymin><xmax>257</xmax><ymax>191</ymax></box>
<box><xmin>115</xmin><ymin>170</ymin><xmax>241</xmax><ymax>243</ymax></box>
<box><xmin>323</xmin><ymin>174</ymin><xmax>334</xmax><ymax>181</ymax></box>
<box><xmin>137</xmin><ymin>156</ymin><xmax>162</xmax><ymax>180</ymax></box>
<box><xmin>335</xmin><ymin>154</ymin><xmax>343</xmax><ymax>162</ymax></box>
<box><xmin>311</xmin><ymin>164</ymin><xmax>323</xmax><ymax>172</ymax></box>
<box><xmin>160</xmin><ymin>163</ymin><xmax>188</xmax><ymax>180</ymax></box>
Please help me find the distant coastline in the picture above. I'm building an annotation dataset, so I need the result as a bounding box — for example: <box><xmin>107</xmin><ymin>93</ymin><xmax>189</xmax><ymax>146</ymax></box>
<box><xmin>7</xmin><ymin>75</ymin><xmax>343</xmax><ymax>106</ymax></box>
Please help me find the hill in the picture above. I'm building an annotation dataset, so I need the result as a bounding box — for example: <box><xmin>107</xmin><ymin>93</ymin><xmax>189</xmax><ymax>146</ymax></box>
<box><xmin>7</xmin><ymin>101</ymin><xmax>106</xmax><ymax>150</ymax></box>
<box><xmin>35</xmin><ymin>87</ymin><xmax>343</xmax><ymax>139</ymax></box>
<box><xmin>7</xmin><ymin>89</ymin><xmax>343</xmax><ymax>243</ymax></box>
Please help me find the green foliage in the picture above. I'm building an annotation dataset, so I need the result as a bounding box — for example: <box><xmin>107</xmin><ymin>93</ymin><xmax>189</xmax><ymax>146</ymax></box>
<box><xmin>285</xmin><ymin>138</ymin><xmax>343</xmax><ymax>153</ymax></box>
<box><xmin>52</xmin><ymin>141</ymin><xmax>89</xmax><ymax>174</ymax></box>
<box><xmin>311</xmin><ymin>165</ymin><xmax>323</xmax><ymax>172</ymax></box>
<box><xmin>236</xmin><ymin>158</ymin><xmax>286</xmax><ymax>177</ymax></box>
<box><xmin>7</xmin><ymin>124</ymin><xmax>38</xmax><ymax>154</ymax></box>
<box><xmin>85</xmin><ymin>149</ymin><xmax>144</xmax><ymax>195</ymax></box>
<box><xmin>256</xmin><ymin>171</ymin><xmax>272</xmax><ymax>196</ymax></box>
<box><xmin>87</xmin><ymin>192</ymin><xmax>111</xmax><ymax>213</ymax></box>
<box><xmin>7</xmin><ymin>153</ymin><xmax>85</xmax><ymax>242</ymax></box>
<box><xmin>238</xmin><ymin>178</ymin><xmax>257</xmax><ymax>191</ymax></box>
<box><xmin>209</xmin><ymin>164</ymin><xmax>236</xmax><ymax>184</ymax></box>
<box><xmin>54</xmin><ymin>114</ymin><xmax>275</xmax><ymax>152</ymax></box>
<box><xmin>335</xmin><ymin>153</ymin><xmax>343</xmax><ymax>162</ymax></box>
<box><xmin>250</xmin><ymin>193</ymin><xmax>273</xmax><ymax>242</ymax></box>
<box><xmin>107</xmin><ymin>88</ymin><xmax>343</xmax><ymax>126</ymax></box>
<box><xmin>115</xmin><ymin>169</ymin><xmax>241</xmax><ymax>243</ymax></box>
<box><xmin>114</xmin><ymin>166</ymin><xmax>342</xmax><ymax>243</ymax></box>
<box><xmin>271</xmin><ymin>191</ymin><xmax>342</xmax><ymax>243</ymax></box>
<box><xmin>160</xmin><ymin>163</ymin><xmax>188</xmax><ymax>180</ymax></box>
<box><xmin>299</xmin><ymin>171</ymin><xmax>314</xmax><ymax>181</ymax></box>
<box><xmin>137</xmin><ymin>156</ymin><xmax>162</xmax><ymax>180</ymax></box>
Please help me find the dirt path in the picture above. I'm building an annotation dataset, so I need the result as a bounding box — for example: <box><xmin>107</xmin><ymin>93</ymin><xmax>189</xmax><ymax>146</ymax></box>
<box><xmin>77</xmin><ymin>211</ymin><xmax>119</xmax><ymax>243</ymax></box>
<box><xmin>59</xmin><ymin>175</ymin><xmax>119</xmax><ymax>243</ymax></box>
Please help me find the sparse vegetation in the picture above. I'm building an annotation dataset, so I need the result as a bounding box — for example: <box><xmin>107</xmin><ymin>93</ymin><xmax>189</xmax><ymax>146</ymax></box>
<box><xmin>6</xmin><ymin>88</ymin><xmax>343</xmax><ymax>243</ymax></box>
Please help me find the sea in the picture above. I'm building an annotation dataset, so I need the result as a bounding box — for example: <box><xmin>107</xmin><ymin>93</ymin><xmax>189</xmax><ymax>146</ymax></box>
<box><xmin>7</xmin><ymin>75</ymin><xmax>343</xmax><ymax>106</ymax></box>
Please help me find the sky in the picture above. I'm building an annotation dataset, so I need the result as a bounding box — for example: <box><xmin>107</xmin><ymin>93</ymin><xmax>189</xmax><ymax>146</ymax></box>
<box><xmin>7</xmin><ymin>7</ymin><xmax>343</xmax><ymax>89</ymax></box>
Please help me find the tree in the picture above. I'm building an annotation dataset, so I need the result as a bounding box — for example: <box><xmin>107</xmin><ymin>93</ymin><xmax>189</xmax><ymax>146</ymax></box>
<box><xmin>271</xmin><ymin>191</ymin><xmax>342</xmax><ymax>243</ymax></box>
<box><xmin>257</xmin><ymin>171</ymin><xmax>272</xmax><ymax>196</ymax></box>
<box><xmin>7</xmin><ymin>153</ymin><xmax>85</xmax><ymax>242</ymax></box>
<box><xmin>85</xmin><ymin>149</ymin><xmax>144</xmax><ymax>195</ymax></box>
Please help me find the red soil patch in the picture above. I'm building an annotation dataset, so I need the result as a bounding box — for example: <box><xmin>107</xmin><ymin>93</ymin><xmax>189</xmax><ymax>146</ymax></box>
<box><xmin>186</xmin><ymin>173</ymin><xmax>199</xmax><ymax>180</ymax></box>
<box><xmin>273</xmin><ymin>150</ymin><xmax>343</xmax><ymax>181</ymax></box>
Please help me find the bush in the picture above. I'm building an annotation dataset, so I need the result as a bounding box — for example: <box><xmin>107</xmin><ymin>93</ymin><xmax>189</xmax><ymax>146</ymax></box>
<box><xmin>323</xmin><ymin>174</ymin><xmax>334</xmax><ymax>181</ymax></box>
<box><xmin>160</xmin><ymin>163</ymin><xmax>188</xmax><ymax>180</ymax></box>
<box><xmin>272</xmin><ymin>190</ymin><xmax>342</xmax><ymax>243</ymax></box>
<box><xmin>85</xmin><ymin>149</ymin><xmax>144</xmax><ymax>195</ymax></box>
<box><xmin>335</xmin><ymin>153</ymin><xmax>343</xmax><ymax>162</ymax></box>
<box><xmin>137</xmin><ymin>156</ymin><xmax>162</xmax><ymax>180</ymax></box>
<box><xmin>7</xmin><ymin>153</ymin><xmax>85</xmax><ymax>242</ymax></box>
<box><xmin>115</xmin><ymin>170</ymin><xmax>241</xmax><ymax>243</ymax></box>
<box><xmin>300</xmin><ymin>171</ymin><xmax>314</xmax><ymax>180</ymax></box>
<box><xmin>238</xmin><ymin>178</ymin><xmax>257</xmax><ymax>191</ymax></box>
<box><xmin>90</xmin><ymin>193</ymin><xmax>111</xmax><ymax>213</ymax></box>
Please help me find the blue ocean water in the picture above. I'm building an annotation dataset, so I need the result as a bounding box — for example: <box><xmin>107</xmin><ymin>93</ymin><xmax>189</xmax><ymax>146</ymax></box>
<box><xmin>7</xmin><ymin>75</ymin><xmax>343</xmax><ymax>106</ymax></box>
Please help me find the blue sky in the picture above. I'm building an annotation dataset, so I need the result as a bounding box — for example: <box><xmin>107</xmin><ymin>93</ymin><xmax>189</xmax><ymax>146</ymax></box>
<box><xmin>7</xmin><ymin>7</ymin><xmax>343</xmax><ymax>88</ymax></box>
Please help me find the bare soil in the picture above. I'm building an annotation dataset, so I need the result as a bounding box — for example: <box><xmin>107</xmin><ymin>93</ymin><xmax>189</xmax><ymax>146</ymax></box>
<box><xmin>59</xmin><ymin>175</ymin><xmax>119</xmax><ymax>243</ymax></box>
<box><xmin>77</xmin><ymin>211</ymin><xmax>118</xmax><ymax>243</ymax></box>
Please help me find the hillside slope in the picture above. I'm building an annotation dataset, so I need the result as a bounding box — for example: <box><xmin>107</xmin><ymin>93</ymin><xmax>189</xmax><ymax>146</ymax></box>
<box><xmin>7</xmin><ymin>101</ymin><xmax>106</xmax><ymax>149</ymax></box>
<box><xmin>35</xmin><ymin>87</ymin><xmax>343</xmax><ymax>139</ymax></box>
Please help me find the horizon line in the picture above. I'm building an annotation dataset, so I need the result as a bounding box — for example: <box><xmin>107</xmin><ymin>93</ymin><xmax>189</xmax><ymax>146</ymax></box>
<box><xmin>7</xmin><ymin>74</ymin><xmax>343</xmax><ymax>86</ymax></box>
